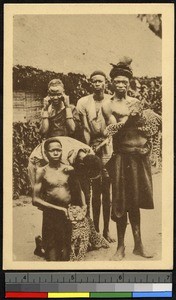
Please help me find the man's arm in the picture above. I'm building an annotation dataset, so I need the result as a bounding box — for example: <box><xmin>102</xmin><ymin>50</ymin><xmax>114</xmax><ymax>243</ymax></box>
<box><xmin>79</xmin><ymin>114</ymin><xmax>91</xmax><ymax>144</ymax></box>
<box><xmin>77</xmin><ymin>98</ymin><xmax>91</xmax><ymax>145</ymax></box>
<box><xmin>40</xmin><ymin>113</ymin><xmax>49</xmax><ymax>136</ymax></box>
<box><xmin>68</xmin><ymin>170</ymin><xmax>86</xmax><ymax>207</ymax></box>
<box><xmin>39</xmin><ymin>97</ymin><xmax>50</xmax><ymax>136</ymax></box>
<box><xmin>64</xmin><ymin>96</ymin><xmax>76</xmax><ymax>135</ymax></box>
<box><xmin>32</xmin><ymin>168</ymin><xmax>67</xmax><ymax>214</ymax></box>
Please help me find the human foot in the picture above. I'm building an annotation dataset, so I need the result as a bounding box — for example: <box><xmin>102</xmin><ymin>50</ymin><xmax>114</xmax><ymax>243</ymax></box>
<box><xmin>133</xmin><ymin>246</ymin><xmax>153</xmax><ymax>258</ymax></box>
<box><xmin>110</xmin><ymin>246</ymin><xmax>125</xmax><ymax>261</ymax></box>
<box><xmin>34</xmin><ymin>236</ymin><xmax>45</xmax><ymax>257</ymax></box>
<box><xmin>103</xmin><ymin>231</ymin><xmax>116</xmax><ymax>243</ymax></box>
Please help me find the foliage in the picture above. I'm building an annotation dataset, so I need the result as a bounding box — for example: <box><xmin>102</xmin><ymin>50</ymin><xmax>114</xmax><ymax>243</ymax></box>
<box><xmin>13</xmin><ymin>65</ymin><xmax>92</xmax><ymax>105</ymax></box>
<box><xmin>137</xmin><ymin>14</ymin><xmax>162</xmax><ymax>38</ymax></box>
<box><xmin>13</xmin><ymin>65</ymin><xmax>162</xmax><ymax>115</ymax></box>
<box><xmin>129</xmin><ymin>76</ymin><xmax>162</xmax><ymax>115</ymax></box>
<box><xmin>13</xmin><ymin>121</ymin><xmax>42</xmax><ymax>199</ymax></box>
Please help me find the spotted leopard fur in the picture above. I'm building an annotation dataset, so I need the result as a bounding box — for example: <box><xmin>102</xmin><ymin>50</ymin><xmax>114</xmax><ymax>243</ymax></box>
<box><xmin>68</xmin><ymin>205</ymin><xmax>109</xmax><ymax>261</ymax></box>
<box><xmin>105</xmin><ymin>107</ymin><xmax>162</xmax><ymax>169</ymax></box>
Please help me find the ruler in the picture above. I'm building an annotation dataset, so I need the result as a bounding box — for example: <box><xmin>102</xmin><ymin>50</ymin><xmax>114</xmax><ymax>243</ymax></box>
<box><xmin>5</xmin><ymin>271</ymin><xmax>172</xmax><ymax>284</ymax></box>
<box><xmin>5</xmin><ymin>272</ymin><xmax>172</xmax><ymax>298</ymax></box>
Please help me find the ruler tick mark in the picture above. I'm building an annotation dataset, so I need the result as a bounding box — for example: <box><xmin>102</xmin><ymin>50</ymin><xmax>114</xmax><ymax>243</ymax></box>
<box><xmin>8</xmin><ymin>271</ymin><xmax>168</xmax><ymax>288</ymax></box>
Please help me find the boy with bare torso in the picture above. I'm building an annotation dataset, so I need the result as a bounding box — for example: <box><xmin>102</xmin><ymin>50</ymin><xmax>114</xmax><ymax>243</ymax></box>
<box><xmin>33</xmin><ymin>138</ymin><xmax>84</xmax><ymax>261</ymax></box>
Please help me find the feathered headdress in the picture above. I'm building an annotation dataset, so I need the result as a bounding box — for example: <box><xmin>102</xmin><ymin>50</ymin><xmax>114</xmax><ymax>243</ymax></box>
<box><xmin>110</xmin><ymin>56</ymin><xmax>133</xmax><ymax>79</ymax></box>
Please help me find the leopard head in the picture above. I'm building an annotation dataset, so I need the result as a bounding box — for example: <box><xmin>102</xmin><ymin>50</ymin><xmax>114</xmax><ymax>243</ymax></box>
<box><xmin>67</xmin><ymin>205</ymin><xmax>87</xmax><ymax>224</ymax></box>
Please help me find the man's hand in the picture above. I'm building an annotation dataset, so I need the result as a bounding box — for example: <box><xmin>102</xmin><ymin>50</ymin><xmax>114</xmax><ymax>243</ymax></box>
<box><xmin>62</xmin><ymin>94</ymin><xmax>70</xmax><ymax>108</ymax></box>
<box><xmin>43</xmin><ymin>96</ymin><xmax>50</xmax><ymax>111</ymax></box>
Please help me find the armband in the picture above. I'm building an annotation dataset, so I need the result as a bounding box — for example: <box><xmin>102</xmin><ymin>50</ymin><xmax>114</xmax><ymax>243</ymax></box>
<box><xmin>41</xmin><ymin>111</ymin><xmax>49</xmax><ymax>119</ymax></box>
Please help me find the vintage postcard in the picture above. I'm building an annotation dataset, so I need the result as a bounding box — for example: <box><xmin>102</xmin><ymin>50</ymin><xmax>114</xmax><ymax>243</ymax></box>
<box><xmin>3</xmin><ymin>4</ymin><xmax>174</xmax><ymax>270</ymax></box>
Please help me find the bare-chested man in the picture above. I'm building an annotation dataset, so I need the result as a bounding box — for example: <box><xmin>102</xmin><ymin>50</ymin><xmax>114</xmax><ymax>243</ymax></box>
<box><xmin>77</xmin><ymin>71</ymin><xmax>114</xmax><ymax>243</ymax></box>
<box><xmin>102</xmin><ymin>58</ymin><xmax>154</xmax><ymax>260</ymax></box>
<box><xmin>33</xmin><ymin>138</ymin><xmax>84</xmax><ymax>261</ymax></box>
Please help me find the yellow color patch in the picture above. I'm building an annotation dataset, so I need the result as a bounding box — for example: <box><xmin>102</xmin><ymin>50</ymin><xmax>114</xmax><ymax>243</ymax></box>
<box><xmin>48</xmin><ymin>292</ymin><xmax>90</xmax><ymax>298</ymax></box>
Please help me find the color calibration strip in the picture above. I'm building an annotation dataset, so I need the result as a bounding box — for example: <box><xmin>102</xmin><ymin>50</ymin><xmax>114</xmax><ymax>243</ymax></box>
<box><xmin>5</xmin><ymin>272</ymin><xmax>172</xmax><ymax>298</ymax></box>
<box><xmin>5</xmin><ymin>291</ymin><xmax>172</xmax><ymax>298</ymax></box>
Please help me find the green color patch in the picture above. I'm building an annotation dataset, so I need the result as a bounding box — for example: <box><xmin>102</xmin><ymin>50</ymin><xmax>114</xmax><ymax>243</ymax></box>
<box><xmin>90</xmin><ymin>292</ymin><xmax>132</xmax><ymax>298</ymax></box>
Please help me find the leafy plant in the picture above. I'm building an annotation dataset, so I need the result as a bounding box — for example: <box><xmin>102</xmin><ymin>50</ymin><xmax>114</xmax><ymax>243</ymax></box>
<box><xmin>13</xmin><ymin>121</ymin><xmax>42</xmax><ymax>199</ymax></box>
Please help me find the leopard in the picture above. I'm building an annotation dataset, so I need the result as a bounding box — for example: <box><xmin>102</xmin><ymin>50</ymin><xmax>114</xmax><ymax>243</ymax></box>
<box><xmin>138</xmin><ymin>109</ymin><xmax>162</xmax><ymax>169</ymax></box>
<box><xmin>87</xmin><ymin>217</ymin><xmax>110</xmax><ymax>250</ymax></box>
<box><xmin>104</xmin><ymin>107</ymin><xmax>162</xmax><ymax>170</ymax></box>
<box><xmin>67</xmin><ymin>205</ymin><xmax>109</xmax><ymax>261</ymax></box>
<box><xmin>68</xmin><ymin>205</ymin><xmax>90</xmax><ymax>261</ymax></box>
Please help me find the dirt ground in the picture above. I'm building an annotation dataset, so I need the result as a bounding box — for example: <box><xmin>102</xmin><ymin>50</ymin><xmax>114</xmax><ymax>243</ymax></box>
<box><xmin>13</xmin><ymin>172</ymin><xmax>162</xmax><ymax>262</ymax></box>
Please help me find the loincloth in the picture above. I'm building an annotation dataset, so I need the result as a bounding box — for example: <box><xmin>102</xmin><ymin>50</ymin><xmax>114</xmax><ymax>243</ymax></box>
<box><xmin>106</xmin><ymin>145</ymin><xmax>154</xmax><ymax>220</ymax></box>
<box><xmin>42</xmin><ymin>209</ymin><xmax>71</xmax><ymax>255</ymax></box>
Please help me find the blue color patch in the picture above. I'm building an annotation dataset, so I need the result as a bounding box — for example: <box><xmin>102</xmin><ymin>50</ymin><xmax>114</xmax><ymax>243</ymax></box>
<box><xmin>133</xmin><ymin>291</ymin><xmax>172</xmax><ymax>298</ymax></box>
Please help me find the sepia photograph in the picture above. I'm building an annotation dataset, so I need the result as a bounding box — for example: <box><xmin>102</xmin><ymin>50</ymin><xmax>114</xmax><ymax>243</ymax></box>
<box><xmin>3</xmin><ymin>4</ymin><xmax>174</xmax><ymax>270</ymax></box>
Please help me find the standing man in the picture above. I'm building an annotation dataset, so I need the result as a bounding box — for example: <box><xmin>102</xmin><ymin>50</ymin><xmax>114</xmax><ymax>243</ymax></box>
<box><xmin>102</xmin><ymin>58</ymin><xmax>154</xmax><ymax>260</ymax></box>
<box><xmin>77</xmin><ymin>71</ymin><xmax>115</xmax><ymax>243</ymax></box>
